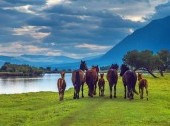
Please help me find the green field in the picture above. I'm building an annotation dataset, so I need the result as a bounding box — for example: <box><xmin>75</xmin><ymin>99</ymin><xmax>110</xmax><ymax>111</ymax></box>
<box><xmin>0</xmin><ymin>74</ymin><xmax>170</xmax><ymax>126</ymax></box>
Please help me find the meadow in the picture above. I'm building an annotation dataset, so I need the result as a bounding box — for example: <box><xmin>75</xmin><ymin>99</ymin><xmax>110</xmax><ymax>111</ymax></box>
<box><xmin>0</xmin><ymin>74</ymin><xmax>170</xmax><ymax>126</ymax></box>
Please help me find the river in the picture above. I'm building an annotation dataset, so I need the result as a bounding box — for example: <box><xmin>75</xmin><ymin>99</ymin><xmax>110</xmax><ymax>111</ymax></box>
<box><xmin>0</xmin><ymin>73</ymin><xmax>73</xmax><ymax>94</ymax></box>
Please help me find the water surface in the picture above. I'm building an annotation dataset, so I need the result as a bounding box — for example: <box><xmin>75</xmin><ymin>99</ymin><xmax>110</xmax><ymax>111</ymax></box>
<box><xmin>0</xmin><ymin>73</ymin><xmax>73</xmax><ymax>94</ymax></box>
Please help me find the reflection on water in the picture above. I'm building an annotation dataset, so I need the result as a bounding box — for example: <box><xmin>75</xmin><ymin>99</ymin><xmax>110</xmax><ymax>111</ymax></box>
<box><xmin>0</xmin><ymin>73</ymin><xmax>72</xmax><ymax>94</ymax></box>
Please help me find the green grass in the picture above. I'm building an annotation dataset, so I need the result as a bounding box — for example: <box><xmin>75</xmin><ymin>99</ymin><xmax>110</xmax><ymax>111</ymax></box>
<box><xmin>0</xmin><ymin>74</ymin><xmax>170</xmax><ymax>126</ymax></box>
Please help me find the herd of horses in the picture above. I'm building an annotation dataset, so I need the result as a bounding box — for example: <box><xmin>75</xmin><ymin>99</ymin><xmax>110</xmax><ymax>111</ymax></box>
<box><xmin>57</xmin><ymin>60</ymin><xmax>148</xmax><ymax>101</ymax></box>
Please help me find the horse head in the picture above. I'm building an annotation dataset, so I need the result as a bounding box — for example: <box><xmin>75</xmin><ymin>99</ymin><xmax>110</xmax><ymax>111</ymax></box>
<box><xmin>60</xmin><ymin>71</ymin><xmax>65</xmax><ymax>78</ymax></box>
<box><xmin>120</xmin><ymin>64</ymin><xmax>129</xmax><ymax>76</ymax></box>
<box><xmin>80</xmin><ymin>60</ymin><xmax>88</xmax><ymax>71</ymax></box>
<box><xmin>110</xmin><ymin>64</ymin><xmax>119</xmax><ymax>70</ymax></box>
<box><xmin>92</xmin><ymin>65</ymin><xmax>99</xmax><ymax>73</ymax></box>
<box><xmin>137</xmin><ymin>72</ymin><xmax>143</xmax><ymax>81</ymax></box>
<box><xmin>100</xmin><ymin>73</ymin><xmax>104</xmax><ymax>78</ymax></box>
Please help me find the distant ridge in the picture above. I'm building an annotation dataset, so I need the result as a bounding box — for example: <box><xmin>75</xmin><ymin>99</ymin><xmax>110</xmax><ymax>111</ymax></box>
<box><xmin>102</xmin><ymin>16</ymin><xmax>170</xmax><ymax>64</ymax></box>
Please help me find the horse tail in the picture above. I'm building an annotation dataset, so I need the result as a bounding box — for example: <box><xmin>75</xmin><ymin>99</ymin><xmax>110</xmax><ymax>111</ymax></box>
<box><xmin>130</xmin><ymin>72</ymin><xmax>138</xmax><ymax>95</ymax></box>
<box><xmin>110</xmin><ymin>69</ymin><xmax>117</xmax><ymax>85</ymax></box>
<box><xmin>133</xmin><ymin>87</ymin><xmax>139</xmax><ymax>95</ymax></box>
<box><xmin>76</xmin><ymin>71</ymin><xmax>80</xmax><ymax>86</ymax></box>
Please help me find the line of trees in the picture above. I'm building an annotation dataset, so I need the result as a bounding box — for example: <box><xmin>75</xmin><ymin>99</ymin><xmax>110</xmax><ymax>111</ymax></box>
<box><xmin>123</xmin><ymin>49</ymin><xmax>170</xmax><ymax>78</ymax></box>
<box><xmin>0</xmin><ymin>62</ymin><xmax>44</xmax><ymax>76</ymax></box>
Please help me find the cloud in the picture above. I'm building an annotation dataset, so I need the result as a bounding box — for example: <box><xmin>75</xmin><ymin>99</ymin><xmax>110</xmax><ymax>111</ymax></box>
<box><xmin>0</xmin><ymin>42</ymin><xmax>61</xmax><ymax>56</ymax></box>
<box><xmin>3</xmin><ymin>5</ymin><xmax>37</xmax><ymax>15</ymax></box>
<box><xmin>150</xmin><ymin>1</ymin><xmax>170</xmax><ymax>20</ymax></box>
<box><xmin>12</xmin><ymin>26</ymin><xmax>51</xmax><ymax>40</ymax></box>
<box><xmin>45</xmin><ymin>0</ymin><xmax>71</xmax><ymax>8</ymax></box>
<box><xmin>0</xmin><ymin>0</ymin><xmax>169</xmax><ymax>58</ymax></box>
<box><xmin>75</xmin><ymin>43</ymin><xmax>112</xmax><ymax>51</ymax></box>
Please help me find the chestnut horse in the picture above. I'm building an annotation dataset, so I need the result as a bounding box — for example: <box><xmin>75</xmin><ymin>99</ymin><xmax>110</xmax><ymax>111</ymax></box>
<box><xmin>120</xmin><ymin>64</ymin><xmax>138</xmax><ymax>99</ymax></box>
<box><xmin>57</xmin><ymin>72</ymin><xmax>66</xmax><ymax>101</ymax></box>
<box><xmin>72</xmin><ymin>60</ymin><xmax>88</xmax><ymax>99</ymax></box>
<box><xmin>86</xmin><ymin>65</ymin><xmax>99</xmax><ymax>97</ymax></box>
<box><xmin>138</xmin><ymin>73</ymin><xmax>148</xmax><ymax>100</ymax></box>
<box><xmin>107</xmin><ymin>64</ymin><xmax>119</xmax><ymax>98</ymax></box>
<box><xmin>98</xmin><ymin>73</ymin><xmax>105</xmax><ymax>96</ymax></box>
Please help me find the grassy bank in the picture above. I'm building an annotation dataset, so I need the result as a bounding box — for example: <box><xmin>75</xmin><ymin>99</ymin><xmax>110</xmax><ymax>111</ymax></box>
<box><xmin>0</xmin><ymin>74</ymin><xmax>170</xmax><ymax>126</ymax></box>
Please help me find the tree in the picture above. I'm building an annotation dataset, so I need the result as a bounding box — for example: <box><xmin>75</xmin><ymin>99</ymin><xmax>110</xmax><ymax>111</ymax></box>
<box><xmin>123</xmin><ymin>50</ymin><xmax>161</xmax><ymax>78</ymax></box>
<box><xmin>157</xmin><ymin>50</ymin><xmax>170</xmax><ymax>76</ymax></box>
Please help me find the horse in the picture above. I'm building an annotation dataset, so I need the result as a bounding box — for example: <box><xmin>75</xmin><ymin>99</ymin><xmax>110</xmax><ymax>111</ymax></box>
<box><xmin>86</xmin><ymin>65</ymin><xmax>99</xmax><ymax>97</ymax></box>
<box><xmin>138</xmin><ymin>73</ymin><xmax>148</xmax><ymax>100</ymax></box>
<box><xmin>72</xmin><ymin>60</ymin><xmax>88</xmax><ymax>99</ymax></box>
<box><xmin>57</xmin><ymin>72</ymin><xmax>66</xmax><ymax>101</ymax></box>
<box><xmin>98</xmin><ymin>73</ymin><xmax>105</xmax><ymax>96</ymax></box>
<box><xmin>107</xmin><ymin>64</ymin><xmax>119</xmax><ymax>98</ymax></box>
<box><xmin>120</xmin><ymin>64</ymin><xmax>138</xmax><ymax>100</ymax></box>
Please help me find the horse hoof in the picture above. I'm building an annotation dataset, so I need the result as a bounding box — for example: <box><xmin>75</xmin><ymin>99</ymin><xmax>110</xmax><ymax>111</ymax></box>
<box><xmin>82</xmin><ymin>96</ymin><xmax>84</xmax><ymax>98</ymax></box>
<box><xmin>110</xmin><ymin>95</ymin><xmax>112</xmax><ymax>99</ymax></box>
<box><xmin>73</xmin><ymin>96</ymin><xmax>76</xmax><ymax>99</ymax></box>
<box><xmin>114</xmin><ymin>96</ymin><xmax>117</xmax><ymax>98</ymax></box>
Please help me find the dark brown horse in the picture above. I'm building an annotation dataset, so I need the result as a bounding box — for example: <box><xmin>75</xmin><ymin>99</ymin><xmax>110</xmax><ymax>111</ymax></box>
<box><xmin>57</xmin><ymin>72</ymin><xmax>66</xmax><ymax>101</ymax></box>
<box><xmin>138</xmin><ymin>73</ymin><xmax>148</xmax><ymax>100</ymax></box>
<box><xmin>72</xmin><ymin>60</ymin><xmax>88</xmax><ymax>99</ymax></box>
<box><xmin>98</xmin><ymin>73</ymin><xmax>105</xmax><ymax>96</ymax></box>
<box><xmin>107</xmin><ymin>64</ymin><xmax>119</xmax><ymax>98</ymax></box>
<box><xmin>86</xmin><ymin>65</ymin><xmax>99</xmax><ymax>97</ymax></box>
<box><xmin>120</xmin><ymin>64</ymin><xmax>138</xmax><ymax>99</ymax></box>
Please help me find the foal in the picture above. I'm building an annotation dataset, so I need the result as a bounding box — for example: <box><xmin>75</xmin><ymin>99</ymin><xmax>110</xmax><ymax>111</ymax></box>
<box><xmin>98</xmin><ymin>73</ymin><xmax>105</xmax><ymax>96</ymax></box>
<box><xmin>138</xmin><ymin>73</ymin><xmax>148</xmax><ymax>100</ymax></box>
<box><xmin>57</xmin><ymin>72</ymin><xmax>66</xmax><ymax>101</ymax></box>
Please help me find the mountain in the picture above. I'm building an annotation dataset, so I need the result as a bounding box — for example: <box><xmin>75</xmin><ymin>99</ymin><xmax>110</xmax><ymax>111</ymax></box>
<box><xmin>0</xmin><ymin>55</ymin><xmax>79</xmax><ymax>67</ymax></box>
<box><xmin>102</xmin><ymin>16</ymin><xmax>170</xmax><ymax>64</ymax></box>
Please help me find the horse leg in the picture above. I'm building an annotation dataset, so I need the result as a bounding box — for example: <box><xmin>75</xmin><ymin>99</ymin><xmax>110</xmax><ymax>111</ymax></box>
<box><xmin>87</xmin><ymin>84</ymin><xmax>91</xmax><ymax>97</ymax></box>
<box><xmin>59</xmin><ymin>92</ymin><xmax>62</xmax><ymax>101</ymax></box>
<box><xmin>73</xmin><ymin>87</ymin><xmax>76</xmax><ymax>99</ymax></box>
<box><xmin>103</xmin><ymin>84</ymin><xmax>105</xmax><ymax>96</ymax></box>
<box><xmin>110</xmin><ymin>84</ymin><xmax>112</xmax><ymax>99</ymax></box>
<box><xmin>146</xmin><ymin>87</ymin><xmax>148</xmax><ymax>101</ymax></box>
<box><xmin>81</xmin><ymin>83</ymin><xmax>84</xmax><ymax>98</ymax></box>
<box><xmin>124</xmin><ymin>85</ymin><xmax>127</xmax><ymax>99</ymax></box>
<box><xmin>99</xmin><ymin>87</ymin><xmax>101</xmax><ymax>96</ymax></box>
<box><xmin>93</xmin><ymin>83</ymin><xmax>97</xmax><ymax>95</ymax></box>
<box><xmin>140</xmin><ymin>88</ymin><xmax>144</xmax><ymax>99</ymax></box>
<box><xmin>114</xmin><ymin>84</ymin><xmax>117</xmax><ymax>98</ymax></box>
<box><xmin>77</xmin><ymin>86</ymin><xmax>80</xmax><ymax>99</ymax></box>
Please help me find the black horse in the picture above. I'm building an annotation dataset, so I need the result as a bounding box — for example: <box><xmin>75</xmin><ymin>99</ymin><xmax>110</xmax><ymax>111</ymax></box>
<box><xmin>120</xmin><ymin>64</ymin><xmax>138</xmax><ymax>99</ymax></box>
<box><xmin>107</xmin><ymin>64</ymin><xmax>119</xmax><ymax>98</ymax></box>
<box><xmin>72</xmin><ymin>60</ymin><xmax>88</xmax><ymax>99</ymax></box>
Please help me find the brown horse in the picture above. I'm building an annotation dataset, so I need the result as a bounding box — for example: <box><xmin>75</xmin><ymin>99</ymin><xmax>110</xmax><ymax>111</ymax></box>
<box><xmin>72</xmin><ymin>60</ymin><xmax>88</xmax><ymax>99</ymax></box>
<box><xmin>120</xmin><ymin>64</ymin><xmax>138</xmax><ymax>99</ymax></box>
<box><xmin>98</xmin><ymin>73</ymin><xmax>105</xmax><ymax>96</ymax></box>
<box><xmin>86</xmin><ymin>65</ymin><xmax>99</xmax><ymax>97</ymax></box>
<box><xmin>107</xmin><ymin>64</ymin><xmax>119</xmax><ymax>98</ymax></box>
<box><xmin>57</xmin><ymin>72</ymin><xmax>66</xmax><ymax>101</ymax></box>
<box><xmin>138</xmin><ymin>73</ymin><xmax>148</xmax><ymax>100</ymax></box>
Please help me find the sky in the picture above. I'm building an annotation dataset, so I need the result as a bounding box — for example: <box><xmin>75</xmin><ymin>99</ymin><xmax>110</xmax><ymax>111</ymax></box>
<box><xmin>0</xmin><ymin>0</ymin><xmax>170</xmax><ymax>59</ymax></box>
